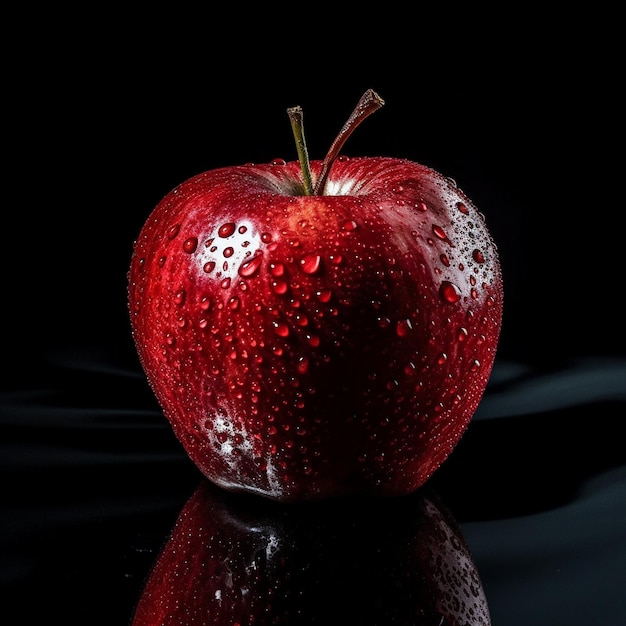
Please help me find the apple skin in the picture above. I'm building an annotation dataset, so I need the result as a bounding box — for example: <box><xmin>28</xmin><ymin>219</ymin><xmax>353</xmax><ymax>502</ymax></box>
<box><xmin>131</xmin><ymin>479</ymin><xmax>491</xmax><ymax>625</ymax></box>
<box><xmin>128</xmin><ymin>156</ymin><xmax>503</xmax><ymax>501</ymax></box>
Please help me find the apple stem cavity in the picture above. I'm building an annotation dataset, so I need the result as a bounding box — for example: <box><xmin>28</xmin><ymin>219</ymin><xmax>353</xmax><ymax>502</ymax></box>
<box><xmin>287</xmin><ymin>89</ymin><xmax>385</xmax><ymax>197</ymax></box>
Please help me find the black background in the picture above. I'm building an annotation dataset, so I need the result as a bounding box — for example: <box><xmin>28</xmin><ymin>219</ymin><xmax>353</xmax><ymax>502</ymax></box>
<box><xmin>5</xmin><ymin>6</ymin><xmax>624</xmax><ymax>368</ymax></box>
<box><xmin>3</xmin><ymin>4</ymin><xmax>625</xmax><ymax>625</ymax></box>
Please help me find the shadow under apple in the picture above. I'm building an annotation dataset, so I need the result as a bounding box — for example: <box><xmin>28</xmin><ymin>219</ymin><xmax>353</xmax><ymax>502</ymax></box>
<box><xmin>131</xmin><ymin>480</ymin><xmax>490</xmax><ymax>625</ymax></box>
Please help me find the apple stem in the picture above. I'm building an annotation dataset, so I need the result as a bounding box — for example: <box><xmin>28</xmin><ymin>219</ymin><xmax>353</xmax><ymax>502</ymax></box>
<box><xmin>313</xmin><ymin>89</ymin><xmax>385</xmax><ymax>195</ymax></box>
<box><xmin>287</xmin><ymin>105</ymin><xmax>314</xmax><ymax>196</ymax></box>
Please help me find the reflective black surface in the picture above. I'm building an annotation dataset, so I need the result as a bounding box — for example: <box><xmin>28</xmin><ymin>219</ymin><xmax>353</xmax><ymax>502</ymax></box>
<box><xmin>2</xmin><ymin>350</ymin><xmax>625</xmax><ymax>624</ymax></box>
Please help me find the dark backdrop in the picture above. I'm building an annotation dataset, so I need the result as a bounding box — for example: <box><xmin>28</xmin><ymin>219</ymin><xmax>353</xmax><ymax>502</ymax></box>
<box><xmin>5</xmin><ymin>7</ymin><xmax>623</xmax><ymax>370</ymax></box>
<box><xmin>3</xmin><ymin>4</ymin><xmax>625</xmax><ymax>625</ymax></box>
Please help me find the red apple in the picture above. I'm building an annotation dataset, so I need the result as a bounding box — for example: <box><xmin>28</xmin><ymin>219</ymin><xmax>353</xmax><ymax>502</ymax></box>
<box><xmin>128</xmin><ymin>90</ymin><xmax>503</xmax><ymax>502</ymax></box>
<box><xmin>131</xmin><ymin>479</ymin><xmax>492</xmax><ymax>625</ymax></box>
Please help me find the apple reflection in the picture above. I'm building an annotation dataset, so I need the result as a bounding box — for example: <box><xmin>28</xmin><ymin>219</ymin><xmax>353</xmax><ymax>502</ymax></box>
<box><xmin>131</xmin><ymin>480</ymin><xmax>490</xmax><ymax>625</ymax></box>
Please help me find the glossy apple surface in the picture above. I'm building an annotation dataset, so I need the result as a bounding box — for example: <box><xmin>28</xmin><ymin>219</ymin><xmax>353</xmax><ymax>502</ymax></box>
<box><xmin>128</xmin><ymin>154</ymin><xmax>503</xmax><ymax>501</ymax></box>
<box><xmin>131</xmin><ymin>480</ymin><xmax>491</xmax><ymax>625</ymax></box>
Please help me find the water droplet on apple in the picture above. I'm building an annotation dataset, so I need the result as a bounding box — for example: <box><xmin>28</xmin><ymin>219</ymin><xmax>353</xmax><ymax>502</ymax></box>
<box><xmin>272</xmin><ymin>320</ymin><xmax>290</xmax><ymax>337</ymax></box>
<box><xmin>183</xmin><ymin>237</ymin><xmax>198</xmax><ymax>253</ymax></box>
<box><xmin>228</xmin><ymin>296</ymin><xmax>240</xmax><ymax>311</ymax></box>
<box><xmin>299</xmin><ymin>253</ymin><xmax>322</xmax><ymax>274</ymax></box>
<box><xmin>157</xmin><ymin>256</ymin><xmax>166</xmax><ymax>267</ymax></box>
<box><xmin>269</xmin><ymin>261</ymin><xmax>286</xmax><ymax>277</ymax></box>
<box><xmin>166</xmin><ymin>224</ymin><xmax>180</xmax><ymax>240</ymax></box>
<box><xmin>341</xmin><ymin>219</ymin><xmax>358</xmax><ymax>232</ymax></box>
<box><xmin>220</xmin><ymin>277</ymin><xmax>231</xmax><ymax>289</ymax></box>
<box><xmin>439</xmin><ymin>281</ymin><xmax>461</xmax><ymax>303</ymax></box>
<box><xmin>270</xmin><ymin>158</ymin><xmax>286</xmax><ymax>165</ymax></box>
<box><xmin>223</xmin><ymin>246</ymin><xmax>234</xmax><ymax>258</ymax></box>
<box><xmin>218</xmin><ymin>222</ymin><xmax>236</xmax><ymax>238</ymax></box>
<box><xmin>440</xmin><ymin>253</ymin><xmax>450</xmax><ymax>267</ymax></box>
<box><xmin>203</xmin><ymin>261</ymin><xmax>216</xmax><ymax>273</ymax></box>
<box><xmin>415</xmin><ymin>201</ymin><xmax>428</xmax><ymax>212</ymax></box>
<box><xmin>316</xmin><ymin>289</ymin><xmax>332</xmax><ymax>302</ymax></box>
<box><xmin>297</xmin><ymin>356</ymin><xmax>309</xmax><ymax>374</ymax></box>
<box><xmin>472</xmin><ymin>248</ymin><xmax>485</xmax><ymax>263</ymax></box>
<box><xmin>432</xmin><ymin>225</ymin><xmax>449</xmax><ymax>241</ymax></box>
<box><xmin>238</xmin><ymin>253</ymin><xmax>263</xmax><ymax>277</ymax></box>
<box><xmin>174</xmin><ymin>289</ymin><xmax>186</xmax><ymax>306</ymax></box>
<box><xmin>456</xmin><ymin>201</ymin><xmax>469</xmax><ymax>214</ymax></box>
<box><xmin>271</xmin><ymin>280</ymin><xmax>288</xmax><ymax>295</ymax></box>
<box><xmin>396</xmin><ymin>318</ymin><xmax>412</xmax><ymax>336</ymax></box>
<box><xmin>457</xmin><ymin>327</ymin><xmax>469</xmax><ymax>342</ymax></box>
<box><xmin>437</xmin><ymin>353</ymin><xmax>447</xmax><ymax>365</ymax></box>
<box><xmin>306</xmin><ymin>334</ymin><xmax>320</xmax><ymax>347</ymax></box>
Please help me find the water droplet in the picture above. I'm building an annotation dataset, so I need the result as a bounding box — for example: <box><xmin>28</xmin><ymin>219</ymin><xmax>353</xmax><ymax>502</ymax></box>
<box><xmin>200</xmin><ymin>296</ymin><xmax>211</xmax><ymax>311</ymax></box>
<box><xmin>378</xmin><ymin>317</ymin><xmax>391</xmax><ymax>329</ymax></box>
<box><xmin>316</xmin><ymin>289</ymin><xmax>332</xmax><ymax>302</ymax></box>
<box><xmin>439</xmin><ymin>281</ymin><xmax>461</xmax><ymax>303</ymax></box>
<box><xmin>440</xmin><ymin>253</ymin><xmax>450</xmax><ymax>267</ymax></box>
<box><xmin>415</xmin><ymin>201</ymin><xmax>428</xmax><ymax>212</ymax></box>
<box><xmin>271</xmin><ymin>280</ymin><xmax>288</xmax><ymax>295</ymax></box>
<box><xmin>269</xmin><ymin>261</ymin><xmax>285</xmax><ymax>277</ymax></box>
<box><xmin>272</xmin><ymin>320</ymin><xmax>290</xmax><ymax>337</ymax></box>
<box><xmin>341</xmin><ymin>219</ymin><xmax>358</xmax><ymax>232</ymax></box>
<box><xmin>297</xmin><ymin>356</ymin><xmax>309</xmax><ymax>374</ymax></box>
<box><xmin>432</xmin><ymin>225</ymin><xmax>448</xmax><ymax>241</ymax></box>
<box><xmin>158</xmin><ymin>256</ymin><xmax>166</xmax><ymax>267</ymax></box>
<box><xmin>270</xmin><ymin>158</ymin><xmax>286</xmax><ymax>165</ymax></box>
<box><xmin>238</xmin><ymin>253</ymin><xmax>263</xmax><ymax>277</ymax></box>
<box><xmin>456</xmin><ymin>201</ymin><xmax>469</xmax><ymax>214</ymax></box>
<box><xmin>457</xmin><ymin>327</ymin><xmax>469</xmax><ymax>342</ymax></box>
<box><xmin>437</xmin><ymin>353</ymin><xmax>447</xmax><ymax>365</ymax></box>
<box><xmin>261</xmin><ymin>232</ymin><xmax>272</xmax><ymax>243</ymax></box>
<box><xmin>203</xmin><ymin>261</ymin><xmax>216</xmax><ymax>273</ymax></box>
<box><xmin>183</xmin><ymin>237</ymin><xmax>198</xmax><ymax>253</ymax></box>
<box><xmin>306</xmin><ymin>334</ymin><xmax>320</xmax><ymax>347</ymax></box>
<box><xmin>220</xmin><ymin>277</ymin><xmax>231</xmax><ymax>289</ymax></box>
<box><xmin>174</xmin><ymin>289</ymin><xmax>186</xmax><ymax>306</ymax></box>
<box><xmin>472</xmin><ymin>248</ymin><xmax>485</xmax><ymax>263</ymax></box>
<box><xmin>228</xmin><ymin>296</ymin><xmax>240</xmax><ymax>311</ymax></box>
<box><xmin>396</xmin><ymin>318</ymin><xmax>413</xmax><ymax>337</ymax></box>
<box><xmin>299</xmin><ymin>253</ymin><xmax>322</xmax><ymax>274</ymax></box>
<box><xmin>218</xmin><ymin>222</ymin><xmax>236</xmax><ymax>238</ymax></box>
<box><xmin>223</xmin><ymin>247</ymin><xmax>234</xmax><ymax>258</ymax></box>
<box><xmin>404</xmin><ymin>362</ymin><xmax>416</xmax><ymax>375</ymax></box>
<box><xmin>166</xmin><ymin>224</ymin><xmax>180</xmax><ymax>240</ymax></box>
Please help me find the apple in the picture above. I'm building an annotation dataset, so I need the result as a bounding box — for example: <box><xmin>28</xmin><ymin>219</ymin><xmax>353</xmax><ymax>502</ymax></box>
<box><xmin>131</xmin><ymin>479</ymin><xmax>492</xmax><ymax>625</ymax></box>
<box><xmin>128</xmin><ymin>89</ymin><xmax>503</xmax><ymax>502</ymax></box>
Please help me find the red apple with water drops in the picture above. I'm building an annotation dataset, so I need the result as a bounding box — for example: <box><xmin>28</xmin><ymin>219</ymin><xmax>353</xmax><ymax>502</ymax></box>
<box><xmin>128</xmin><ymin>90</ymin><xmax>503</xmax><ymax>501</ymax></box>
